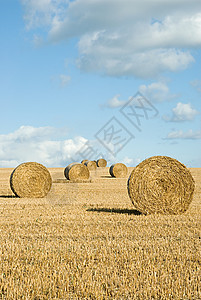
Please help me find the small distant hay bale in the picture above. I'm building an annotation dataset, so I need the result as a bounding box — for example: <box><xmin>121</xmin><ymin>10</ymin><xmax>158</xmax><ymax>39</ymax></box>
<box><xmin>64</xmin><ymin>163</ymin><xmax>89</xmax><ymax>181</ymax></box>
<box><xmin>81</xmin><ymin>159</ymin><xmax>88</xmax><ymax>165</ymax></box>
<box><xmin>127</xmin><ymin>156</ymin><xmax>195</xmax><ymax>215</ymax></box>
<box><xmin>96</xmin><ymin>158</ymin><xmax>107</xmax><ymax>167</ymax></box>
<box><xmin>109</xmin><ymin>163</ymin><xmax>128</xmax><ymax>178</ymax></box>
<box><xmin>84</xmin><ymin>160</ymin><xmax>97</xmax><ymax>171</ymax></box>
<box><xmin>10</xmin><ymin>162</ymin><xmax>52</xmax><ymax>198</ymax></box>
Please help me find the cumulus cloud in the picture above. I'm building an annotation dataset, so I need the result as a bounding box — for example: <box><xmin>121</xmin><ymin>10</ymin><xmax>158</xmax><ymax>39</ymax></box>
<box><xmin>105</xmin><ymin>81</ymin><xmax>178</xmax><ymax>109</ymax></box>
<box><xmin>105</xmin><ymin>94</ymin><xmax>128</xmax><ymax>108</ymax></box>
<box><xmin>77</xmin><ymin>44</ymin><xmax>194</xmax><ymax>78</ymax></box>
<box><xmin>139</xmin><ymin>81</ymin><xmax>178</xmax><ymax>102</ymax></box>
<box><xmin>165</xmin><ymin>129</ymin><xmax>201</xmax><ymax>139</ymax></box>
<box><xmin>0</xmin><ymin>126</ymin><xmax>87</xmax><ymax>167</ymax></box>
<box><xmin>47</xmin><ymin>1</ymin><xmax>201</xmax><ymax>43</ymax></box>
<box><xmin>20</xmin><ymin>0</ymin><xmax>201</xmax><ymax>78</ymax></box>
<box><xmin>163</xmin><ymin>102</ymin><xmax>199</xmax><ymax>122</ymax></box>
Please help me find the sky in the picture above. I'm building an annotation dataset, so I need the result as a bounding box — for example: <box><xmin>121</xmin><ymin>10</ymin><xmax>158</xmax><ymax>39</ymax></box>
<box><xmin>0</xmin><ymin>0</ymin><xmax>201</xmax><ymax>168</ymax></box>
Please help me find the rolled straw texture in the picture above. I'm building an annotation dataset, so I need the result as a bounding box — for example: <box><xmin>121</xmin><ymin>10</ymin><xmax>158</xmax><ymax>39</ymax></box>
<box><xmin>96</xmin><ymin>158</ymin><xmax>107</xmax><ymax>167</ymax></box>
<box><xmin>84</xmin><ymin>160</ymin><xmax>97</xmax><ymax>171</ymax></box>
<box><xmin>127</xmin><ymin>156</ymin><xmax>195</xmax><ymax>215</ymax></box>
<box><xmin>10</xmin><ymin>162</ymin><xmax>52</xmax><ymax>198</ymax></box>
<box><xmin>109</xmin><ymin>163</ymin><xmax>128</xmax><ymax>178</ymax></box>
<box><xmin>64</xmin><ymin>163</ymin><xmax>89</xmax><ymax>181</ymax></box>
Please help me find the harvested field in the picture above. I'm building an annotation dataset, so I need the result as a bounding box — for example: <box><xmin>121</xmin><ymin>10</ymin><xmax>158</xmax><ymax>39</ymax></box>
<box><xmin>0</xmin><ymin>167</ymin><xmax>200</xmax><ymax>299</ymax></box>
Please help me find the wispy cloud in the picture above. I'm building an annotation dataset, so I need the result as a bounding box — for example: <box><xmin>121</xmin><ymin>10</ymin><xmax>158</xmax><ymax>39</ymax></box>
<box><xmin>165</xmin><ymin>129</ymin><xmax>201</xmax><ymax>139</ymax></box>
<box><xmin>21</xmin><ymin>0</ymin><xmax>68</xmax><ymax>30</ymax></box>
<box><xmin>60</xmin><ymin>74</ymin><xmax>71</xmax><ymax>87</ymax></box>
<box><xmin>191</xmin><ymin>79</ymin><xmax>201</xmax><ymax>92</ymax></box>
<box><xmin>121</xmin><ymin>156</ymin><xmax>141</xmax><ymax>167</ymax></box>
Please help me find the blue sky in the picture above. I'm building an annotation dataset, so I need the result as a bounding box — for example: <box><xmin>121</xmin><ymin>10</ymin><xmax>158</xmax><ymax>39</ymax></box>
<box><xmin>0</xmin><ymin>0</ymin><xmax>201</xmax><ymax>167</ymax></box>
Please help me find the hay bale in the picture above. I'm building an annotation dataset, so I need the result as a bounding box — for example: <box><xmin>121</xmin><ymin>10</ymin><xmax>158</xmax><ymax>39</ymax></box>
<box><xmin>96</xmin><ymin>158</ymin><xmax>107</xmax><ymax>167</ymax></box>
<box><xmin>81</xmin><ymin>159</ymin><xmax>88</xmax><ymax>165</ymax></box>
<box><xmin>10</xmin><ymin>162</ymin><xmax>52</xmax><ymax>198</ymax></box>
<box><xmin>84</xmin><ymin>160</ymin><xmax>97</xmax><ymax>171</ymax></box>
<box><xmin>127</xmin><ymin>156</ymin><xmax>195</xmax><ymax>215</ymax></box>
<box><xmin>109</xmin><ymin>163</ymin><xmax>128</xmax><ymax>178</ymax></box>
<box><xmin>64</xmin><ymin>163</ymin><xmax>89</xmax><ymax>181</ymax></box>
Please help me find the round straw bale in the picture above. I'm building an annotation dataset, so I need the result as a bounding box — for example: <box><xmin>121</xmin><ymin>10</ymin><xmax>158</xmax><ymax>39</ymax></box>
<box><xmin>81</xmin><ymin>159</ymin><xmax>88</xmax><ymax>165</ymax></box>
<box><xmin>127</xmin><ymin>156</ymin><xmax>195</xmax><ymax>215</ymax></box>
<box><xmin>96</xmin><ymin>158</ymin><xmax>107</xmax><ymax>167</ymax></box>
<box><xmin>64</xmin><ymin>163</ymin><xmax>89</xmax><ymax>181</ymax></box>
<box><xmin>84</xmin><ymin>160</ymin><xmax>97</xmax><ymax>171</ymax></box>
<box><xmin>10</xmin><ymin>162</ymin><xmax>52</xmax><ymax>198</ymax></box>
<box><xmin>109</xmin><ymin>163</ymin><xmax>128</xmax><ymax>178</ymax></box>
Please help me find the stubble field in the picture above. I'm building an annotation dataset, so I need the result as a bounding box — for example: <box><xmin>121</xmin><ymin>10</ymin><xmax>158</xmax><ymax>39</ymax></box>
<box><xmin>0</xmin><ymin>167</ymin><xmax>200</xmax><ymax>299</ymax></box>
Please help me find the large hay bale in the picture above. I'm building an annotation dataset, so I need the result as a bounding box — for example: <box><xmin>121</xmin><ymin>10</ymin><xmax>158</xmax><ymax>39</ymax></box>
<box><xmin>10</xmin><ymin>162</ymin><xmax>52</xmax><ymax>198</ymax></box>
<box><xmin>109</xmin><ymin>163</ymin><xmax>128</xmax><ymax>178</ymax></box>
<box><xmin>127</xmin><ymin>156</ymin><xmax>195</xmax><ymax>215</ymax></box>
<box><xmin>96</xmin><ymin>158</ymin><xmax>107</xmax><ymax>167</ymax></box>
<box><xmin>64</xmin><ymin>163</ymin><xmax>89</xmax><ymax>181</ymax></box>
<box><xmin>84</xmin><ymin>160</ymin><xmax>97</xmax><ymax>171</ymax></box>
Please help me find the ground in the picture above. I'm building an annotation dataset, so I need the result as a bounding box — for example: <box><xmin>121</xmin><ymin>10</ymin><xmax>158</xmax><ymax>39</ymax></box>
<box><xmin>0</xmin><ymin>167</ymin><xmax>200</xmax><ymax>299</ymax></box>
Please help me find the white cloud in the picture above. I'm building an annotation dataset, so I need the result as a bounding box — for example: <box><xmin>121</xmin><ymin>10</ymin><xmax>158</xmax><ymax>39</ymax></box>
<box><xmin>60</xmin><ymin>74</ymin><xmax>71</xmax><ymax>87</ymax></box>
<box><xmin>105</xmin><ymin>94</ymin><xmax>127</xmax><ymax>108</ymax></box>
<box><xmin>47</xmin><ymin>1</ymin><xmax>201</xmax><ymax>43</ymax></box>
<box><xmin>0</xmin><ymin>125</ymin><xmax>57</xmax><ymax>142</ymax></box>
<box><xmin>21</xmin><ymin>0</ymin><xmax>201</xmax><ymax>78</ymax></box>
<box><xmin>0</xmin><ymin>126</ymin><xmax>87</xmax><ymax>167</ymax></box>
<box><xmin>21</xmin><ymin>0</ymin><xmax>68</xmax><ymax>29</ymax></box>
<box><xmin>104</xmin><ymin>81</ymin><xmax>178</xmax><ymax>109</ymax></box>
<box><xmin>139</xmin><ymin>81</ymin><xmax>178</xmax><ymax>102</ymax></box>
<box><xmin>163</xmin><ymin>102</ymin><xmax>199</xmax><ymax>122</ymax></box>
<box><xmin>121</xmin><ymin>156</ymin><xmax>141</xmax><ymax>167</ymax></box>
<box><xmin>33</xmin><ymin>34</ymin><xmax>44</xmax><ymax>47</ymax></box>
<box><xmin>165</xmin><ymin>129</ymin><xmax>201</xmax><ymax>139</ymax></box>
<box><xmin>77</xmin><ymin>45</ymin><xmax>194</xmax><ymax>78</ymax></box>
<box><xmin>191</xmin><ymin>79</ymin><xmax>201</xmax><ymax>92</ymax></box>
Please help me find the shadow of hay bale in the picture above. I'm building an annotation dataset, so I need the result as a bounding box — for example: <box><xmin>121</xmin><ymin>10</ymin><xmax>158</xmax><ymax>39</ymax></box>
<box><xmin>86</xmin><ymin>207</ymin><xmax>142</xmax><ymax>215</ymax></box>
<box><xmin>0</xmin><ymin>195</ymin><xmax>18</xmax><ymax>198</ymax></box>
